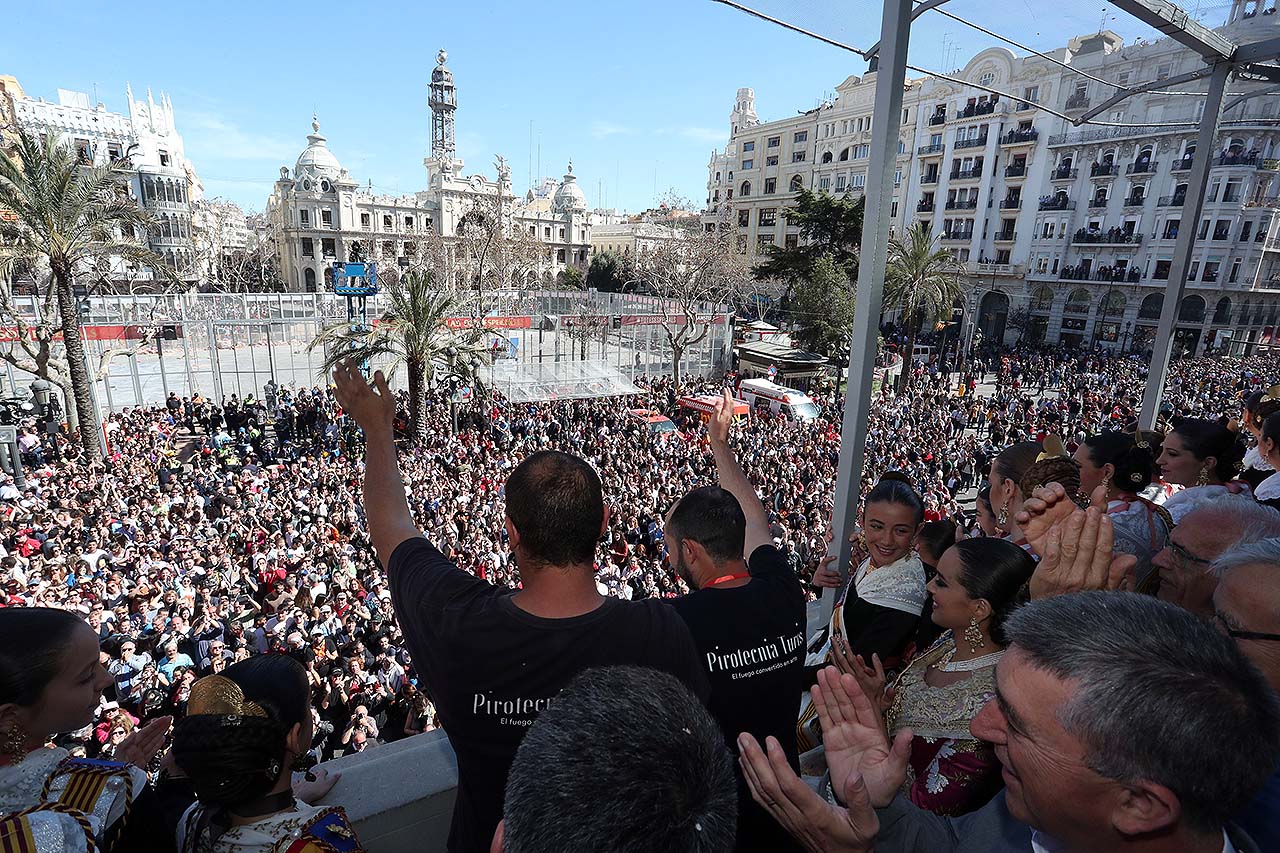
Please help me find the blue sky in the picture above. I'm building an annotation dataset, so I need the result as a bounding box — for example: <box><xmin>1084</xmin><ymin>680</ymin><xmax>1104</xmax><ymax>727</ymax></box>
<box><xmin>7</xmin><ymin>0</ymin><xmax>1235</xmax><ymax>213</ymax></box>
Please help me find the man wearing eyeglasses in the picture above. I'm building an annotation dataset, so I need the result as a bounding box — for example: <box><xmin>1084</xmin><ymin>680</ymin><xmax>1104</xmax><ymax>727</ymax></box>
<box><xmin>1213</xmin><ymin>537</ymin><xmax>1280</xmax><ymax>851</ymax></box>
<box><xmin>1153</xmin><ymin>496</ymin><xmax>1280</xmax><ymax>615</ymax></box>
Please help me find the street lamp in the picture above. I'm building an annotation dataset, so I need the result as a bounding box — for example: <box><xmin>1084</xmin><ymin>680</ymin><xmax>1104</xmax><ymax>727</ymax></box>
<box><xmin>1122</xmin><ymin>321</ymin><xmax>1132</xmax><ymax>354</ymax></box>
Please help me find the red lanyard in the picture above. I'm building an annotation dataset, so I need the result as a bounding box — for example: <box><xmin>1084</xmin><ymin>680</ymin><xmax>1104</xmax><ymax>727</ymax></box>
<box><xmin>705</xmin><ymin>572</ymin><xmax>751</xmax><ymax>589</ymax></box>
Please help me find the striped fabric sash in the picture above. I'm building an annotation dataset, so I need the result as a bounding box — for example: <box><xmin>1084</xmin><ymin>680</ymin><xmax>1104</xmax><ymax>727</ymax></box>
<box><xmin>0</xmin><ymin>803</ymin><xmax>96</xmax><ymax>853</ymax></box>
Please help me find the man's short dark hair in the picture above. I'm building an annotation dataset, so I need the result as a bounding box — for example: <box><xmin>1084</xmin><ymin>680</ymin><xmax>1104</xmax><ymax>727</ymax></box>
<box><xmin>1004</xmin><ymin>591</ymin><xmax>1280</xmax><ymax>833</ymax></box>
<box><xmin>667</xmin><ymin>486</ymin><xmax>747</xmax><ymax>564</ymax></box>
<box><xmin>504</xmin><ymin>451</ymin><xmax>604</xmax><ymax>568</ymax></box>
<box><xmin>503</xmin><ymin>666</ymin><xmax>736</xmax><ymax>853</ymax></box>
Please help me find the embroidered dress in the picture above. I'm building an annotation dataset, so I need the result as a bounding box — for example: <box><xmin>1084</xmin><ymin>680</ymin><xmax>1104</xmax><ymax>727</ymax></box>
<box><xmin>1163</xmin><ymin>481</ymin><xmax>1253</xmax><ymax>524</ymax></box>
<box><xmin>884</xmin><ymin>635</ymin><xmax>1004</xmax><ymax>816</ymax></box>
<box><xmin>178</xmin><ymin>800</ymin><xmax>365</xmax><ymax>853</ymax></box>
<box><xmin>1105</xmin><ymin>498</ymin><xmax>1173</xmax><ymax>593</ymax></box>
<box><xmin>0</xmin><ymin>749</ymin><xmax>145</xmax><ymax>853</ymax></box>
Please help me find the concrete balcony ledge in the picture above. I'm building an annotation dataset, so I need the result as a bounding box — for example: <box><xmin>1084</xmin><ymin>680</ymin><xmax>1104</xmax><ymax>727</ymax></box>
<box><xmin>315</xmin><ymin>730</ymin><xmax>458</xmax><ymax>852</ymax></box>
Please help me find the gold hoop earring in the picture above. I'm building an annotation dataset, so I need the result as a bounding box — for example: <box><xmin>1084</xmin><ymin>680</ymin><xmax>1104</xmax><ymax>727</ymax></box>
<box><xmin>964</xmin><ymin>616</ymin><xmax>985</xmax><ymax>653</ymax></box>
<box><xmin>3</xmin><ymin>726</ymin><xmax>26</xmax><ymax>765</ymax></box>
<box><xmin>1196</xmin><ymin>465</ymin><xmax>1210</xmax><ymax>487</ymax></box>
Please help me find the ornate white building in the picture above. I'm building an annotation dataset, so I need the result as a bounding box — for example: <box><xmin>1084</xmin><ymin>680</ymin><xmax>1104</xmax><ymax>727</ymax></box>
<box><xmin>9</xmin><ymin>80</ymin><xmax>203</xmax><ymax>280</ymax></box>
<box><xmin>267</xmin><ymin>50</ymin><xmax>591</xmax><ymax>292</ymax></box>
<box><xmin>708</xmin><ymin>2</ymin><xmax>1280</xmax><ymax>356</ymax></box>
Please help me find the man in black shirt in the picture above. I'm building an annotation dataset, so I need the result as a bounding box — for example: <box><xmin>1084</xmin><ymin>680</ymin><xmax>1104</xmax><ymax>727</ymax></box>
<box><xmin>667</xmin><ymin>389</ymin><xmax>807</xmax><ymax>853</ymax></box>
<box><xmin>331</xmin><ymin>362</ymin><xmax>708</xmax><ymax>853</ymax></box>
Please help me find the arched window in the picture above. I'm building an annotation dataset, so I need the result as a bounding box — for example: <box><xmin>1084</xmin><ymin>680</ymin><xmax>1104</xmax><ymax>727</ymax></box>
<box><xmin>1179</xmin><ymin>294</ymin><xmax>1206</xmax><ymax>323</ymax></box>
<box><xmin>1066</xmin><ymin>288</ymin><xmax>1091</xmax><ymax>313</ymax></box>
<box><xmin>1060</xmin><ymin>155</ymin><xmax>1073</xmax><ymax>169</ymax></box>
<box><xmin>821</xmin><ymin>151</ymin><xmax>833</xmax><ymax>163</ymax></box>
<box><xmin>1139</xmin><ymin>293</ymin><xmax>1164</xmax><ymax>320</ymax></box>
<box><xmin>1101</xmin><ymin>148</ymin><xmax>1116</xmax><ymax>165</ymax></box>
<box><xmin>1213</xmin><ymin>296</ymin><xmax>1232</xmax><ymax>324</ymax></box>
<box><xmin>790</xmin><ymin>175</ymin><xmax>803</xmax><ymax>192</ymax></box>
<box><xmin>839</xmin><ymin>147</ymin><xmax>850</xmax><ymax>161</ymax></box>
<box><xmin>1137</xmin><ymin>145</ymin><xmax>1153</xmax><ymax>164</ymax></box>
<box><xmin>1096</xmin><ymin>291</ymin><xmax>1126</xmax><ymax>316</ymax></box>
<box><xmin>1031</xmin><ymin>285</ymin><xmax>1055</xmax><ymax>311</ymax></box>
<box><xmin>740</xmin><ymin>180</ymin><xmax>751</xmax><ymax>197</ymax></box>
<box><xmin>304</xmin><ymin>268</ymin><xmax>317</xmax><ymax>292</ymax></box>
<box><xmin>1228</xmin><ymin>137</ymin><xmax>1246</xmax><ymax>155</ymax></box>
<box><xmin>1255</xmin><ymin>302</ymin><xmax>1267</xmax><ymax>324</ymax></box>
<box><xmin>1240</xmin><ymin>301</ymin><xmax>1253</xmax><ymax>325</ymax></box>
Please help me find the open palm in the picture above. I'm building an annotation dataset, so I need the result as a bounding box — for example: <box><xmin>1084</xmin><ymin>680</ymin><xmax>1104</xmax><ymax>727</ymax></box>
<box><xmin>811</xmin><ymin>666</ymin><xmax>912</xmax><ymax>808</ymax></box>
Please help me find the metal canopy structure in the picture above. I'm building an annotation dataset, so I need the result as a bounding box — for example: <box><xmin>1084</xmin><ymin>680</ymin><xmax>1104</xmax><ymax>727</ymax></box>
<box><xmin>711</xmin><ymin>0</ymin><xmax>1280</xmax><ymax>616</ymax></box>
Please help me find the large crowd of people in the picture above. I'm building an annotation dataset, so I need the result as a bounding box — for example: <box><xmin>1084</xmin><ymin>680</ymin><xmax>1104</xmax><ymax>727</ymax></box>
<box><xmin>1</xmin><ymin>341</ymin><xmax>1279</xmax><ymax>853</ymax></box>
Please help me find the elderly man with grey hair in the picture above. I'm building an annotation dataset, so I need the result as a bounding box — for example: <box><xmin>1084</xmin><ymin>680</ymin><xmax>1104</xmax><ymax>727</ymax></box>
<box><xmin>1154</xmin><ymin>494</ymin><xmax>1280</xmax><ymax>615</ymax></box>
<box><xmin>738</xmin><ymin>592</ymin><xmax>1279</xmax><ymax>853</ymax></box>
<box><xmin>1212</xmin><ymin>537</ymin><xmax>1280</xmax><ymax>852</ymax></box>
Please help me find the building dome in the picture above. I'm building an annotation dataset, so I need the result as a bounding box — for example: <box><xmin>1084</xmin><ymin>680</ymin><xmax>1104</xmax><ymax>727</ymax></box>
<box><xmin>553</xmin><ymin>160</ymin><xmax>587</xmax><ymax>212</ymax></box>
<box><xmin>294</xmin><ymin>114</ymin><xmax>342</xmax><ymax>185</ymax></box>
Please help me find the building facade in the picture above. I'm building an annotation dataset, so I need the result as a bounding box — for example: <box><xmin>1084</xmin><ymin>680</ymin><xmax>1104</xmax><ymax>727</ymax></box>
<box><xmin>267</xmin><ymin>50</ymin><xmax>591</xmax><ymax>292</ymax></box>
<box><xmin>8</xmin><ymin>81</ymin><xmax>203</xmax><ymax>281</ymax></box>
<box><xmin>709</xmin><ymin>4</ymin><xmax>1280</xmax><ymax>356</ymax></box>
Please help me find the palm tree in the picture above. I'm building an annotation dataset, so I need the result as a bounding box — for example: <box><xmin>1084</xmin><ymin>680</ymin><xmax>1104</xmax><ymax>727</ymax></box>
<box><xmin>884</xmin><ymin>222</ymin><xmax>964</xmax><ymax>392</ymax></box>
<box><xmin>0</xmin><ymin>128</ymin><xmax>159</xmax><ymax>456</ymax></box>
<box><xmin>308</xmin><ymin>268</ymin><xmax>492</xmax><ymax>443</ymax></box>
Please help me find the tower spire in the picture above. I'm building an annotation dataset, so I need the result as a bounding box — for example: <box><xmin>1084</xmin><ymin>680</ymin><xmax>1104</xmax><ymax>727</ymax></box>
<box><xmin>429</xmin><ymin>48</ymin><xmax>458</xmax><ymax>172</ymax></box>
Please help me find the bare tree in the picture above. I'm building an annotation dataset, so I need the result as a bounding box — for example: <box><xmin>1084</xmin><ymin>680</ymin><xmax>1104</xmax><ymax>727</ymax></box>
<box><xmin>631</xmin><ymin>211</ymin><xmax>747</xmax><ymax>382</ymax></box>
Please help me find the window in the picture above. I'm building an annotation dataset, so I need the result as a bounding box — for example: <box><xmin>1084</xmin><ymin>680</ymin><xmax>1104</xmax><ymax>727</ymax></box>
<box><xmin>835</xmin><ymin>175</ymin><xmax>846</xmax><ymax>192</ymax></box>
<box><xmin>759</xmin><ymin>208</ymin><xmax>777</xmax><ymax>226</ymax></box>
<box><xmin>766</xmin><ymin>155</ymin><xmax>778</xmax><ymax>166</ymax></box>
<box><xmin>107</xmin><ymin>142</ymin><xmax>122</xmax><ymax>159</ymax></box>
<box><xmin>383</xmin><ymin>214</ymin><xmax>393</xmax><ymax>230</ymax></box>
<box><xmin>405</xmin><ymin>215</ymin><xmax>414</xmax><ymax>229</ymax></box>
<box><xmin>1023</xmin><ymin>85</ymin><xmax>1039</xmax><ymax>104</ymax></box>
<box><xmin>821</xmin><ymin>151</ymin><xmax>833</xmax><ymax>163</ymax></box>
<box><xmin>894</xmin><ymin>170</ymin><xmax>902</xmax><ymax>186</ymax></box>
<box><xmin>767</xmin><ymin>136</ymin><xmax>780</xmax><ymax>148</ymax></box>
<box><xmin>1198</xmin><ymin>219</ymin><xmax>1210</xmax><ymax>240</ymax></box>
<box><xmin>792</xmin><ymin>151</ymin><xmax>806</xmax><ymax>163</ymax></box>
<box><xmin>742</xmin><ymin>159</ymin><xmax>754</xmax><ymax>170</ymax></box>
<box><xmin>851</xmin><ymin>174</ymin><xmax>866</xmax><ymax>189</ymax></box>
<box><xmin>785</xmin><ymin>234</ymin><xmax>799</xmax><ymax>248</ymax></box>
<box><xmin>1156</xmin><ymin>62</ymin><xmax>1172</xmax><ymax>81</ymax></box>
<box><xmin>557</xmin><ymin>249</ymin><xmax>566</xmax><ymax>262</ymax></box>
<box><xmin>764</xmin><ymin>177</ymin><xmax>777</xmax><ymax>194</ymax></box>
<box><xmin>794</xmin><ymin>131</ymin><xmax>808</xmax><ymax>143</ymax></box>
<box><xmin>300</xmin><ymin>210</ymin><xmax>310</xmax><ymax>226</ymax></box>
<box><xmin>891</xmin><ymin>201</ymin><xmax>899</xmax><ymax>218</ymax></box>
<box><xmin>159</xmin><ymin>149</ymin><xmax>171</xmax><ymax>166</ymax></box>
<box><xmin>1117</xmin><ymin>70</ymin><xmax>1131</xmax><ymax>86</ymax></box>
<box><xmin>360</xmin><ymin>212</ymin><xmax>371</xmax><ymax>229</ymax></box>
<box><xmin>544</xmin><ymin>226</ymin><xmax>552</xmax><ymax>238</ymax></box>
<box><xmin>321</xmin><ymin>209</ymin><xmax>333</xmax><ymax>226</ymax></box>
<box><xmin>1241</xmin><ymin>221</ymin><xmax>1254</xmax><ymax>241</ymax></box>
<box><xmin>1164</xmin><ymin>219</ymin><xmax>1181</xmax><ymax>239</ymax></box>
<box><xmin>819</xmin><ymin>176</ymin><xmax>831</xmax><ymax>191</ymax></box>
<box><xmin>301</xmin><ymin>237</ymin><xmax>314</xmax><ymax>257</ymax></box>
<box><xmin>559</xmin><ymin>227</ymin><xmax>566</xmax><ymax>239</ymax></box>
<box><xmin>321</xmin><ymin>238</ymin><xmax>336</xmax><ymax>258</ymax></box>
<box><xmin>743</xmin><ymin>141</ymin><xmax>755</xmax><ymax>152</ymax></box>
<box><xmin>978</xmin><ymin>71</ymin><xmax>995</xmax><ymax>86</ymax></box>
<box><xmin>1230</xmin><ymin>259</ymin><xmax>1242</xmax><ymax>283</ymax></box>
<box><xmin>791</xmin><ymin>175</ymin><xmax>804</xmax><ymax>191</ymax></box>
<box><xmin>740</xmin><ymin>180</ymin><xmax>751</xmax><ymax>197</ymax></box>
<box><xmin>738</xmin><ymin>210</ymin><xmax>750</xmax><ymax>227</ymax></box>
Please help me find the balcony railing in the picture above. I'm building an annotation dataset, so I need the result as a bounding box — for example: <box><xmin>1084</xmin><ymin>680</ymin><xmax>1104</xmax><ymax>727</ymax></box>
<box><xmin>917</xmin><ymin>143</ymin><xmax>945</xmax><ymax>155</ymax></box>
<box><xmin>1171</xmin><ymin>156</ymin><xmax>1194</xmax><ymax>171</ymax></box>
<box><xmin>1000</xmin><ymin>128</ymin><xmax>1039</xmax><ymax>146</ymax></box>
<box><xmin>1123</xmin><ymin>195</ymin><xmax>1147</xmax><ymax>206</ymax></box>
<box><xmin>967</xmin><ymin>261</ymin><xmax>1025</xmax><ymax>275</ymax></box>
<box><xmin>1126</xmin><ymin>160</ymin><xmax>1158</xmax><ymax>174</ymax></box>
<box><xmin>945</xmin><ymin>199</ymin><xmax>978</xmax><ymax>210</ymax></box>
<box><xmin>1090</xmin><ymin>162</ymin><xmax>1118</xmax><ymax>177</ymax></box>
<box><xmin>929</xmin><ymin>113</ymin><xmax>947</xmax><ymax>126</ymax></box>
<box><xmin>941</xmin><ymin>231</ymin><xmax>974</xmax><ymax>241</ymax></box>
<box><xmin>1217</xmin><ymin>153</ymin><xmax>1260</xmax><ymax>167</ymax></box>
<box><xmin>999</xmin><ymin>198</ymin><xmax>1022</xmax><ymax>209</ymax></box>
<box><xmin>955</xmin><ymin>135</ymin><xmax>988</xmax><ymax>150</ymax></box>
<box><xmin>950</xmin><ymin>168</ymin><xmax>983</xmax><ymax>180</ymax></box>
<box><xmin>920</xmin><ymin>172</ymin><xmax>939</xmax><ymax>184</ymax></box>
<box><xmin>1071</xmin><ymin>229</ymin><xmax>1142</xmax><ymax>245</ymax></box>
<box><xmin>1016</xmin><ymin>101</ymin><xmax>1038</xmax><ymax>112</ymax></box>
<box><xmin>1039</xmin><ymin>197</ymin><xmax>1075</xmax><ymax>211</ymax></box>
<box><xmin>916</xmin><ymin>198</ymin><xmax>935</xmax><ymax>212</ymax></box>
<box><xmin>1050</xmin><ymin>167</ymin><xmax>1078</xmax><ymax>180</ymax></box>
<box><xmin>1005</xmin><ymin>163</ymin><xmax>1027</xmax><ymax>178</ymax></box>
<box><xmin>1065</xmin><ymin>93</ymin><xmax>1090</xmax><ymax>109</ymax></box>
<box><xmin>1088</xmin><ymin>198</ymin><xmax>1109</xmax><ymax>208</ymax></box>
<box><xmin>994</xmin><ymin>230</ymin><xmax>1017</xmax><ymax>241</ymax></box>
<box><xmin>958</xmin><ymin>101</ymin><xmax>997</xmax><ymax>119</ymax></box>
<box><xmin>1158</xmin><ymin>194</ymin><xmax>1186</xmax><ymax>206</ymax></box>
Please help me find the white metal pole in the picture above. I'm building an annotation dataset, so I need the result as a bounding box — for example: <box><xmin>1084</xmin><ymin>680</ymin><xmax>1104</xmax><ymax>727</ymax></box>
<box><xmin>821</xmin><ymin>0</ymin><xmax>914</xmax><ymax>628</ymax></box>
<box><xmin>1139</xmin><ymin>60</ymin><xmax>1230</xmax><ymax>429</ymax></box>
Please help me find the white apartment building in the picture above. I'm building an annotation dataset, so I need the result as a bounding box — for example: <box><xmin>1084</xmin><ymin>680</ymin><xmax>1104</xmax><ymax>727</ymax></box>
<box><xmin>267</xmin><ymin>50</ymin><xmax>591</xmax><ymax>292</ymax></box>
<box><xmin>8</xmin><ymin>81</ymin><xmax>203</xmax><ymax>282</ymax></box>
<box><xmin>709</xmin><ymin>1</ymin><xmax>1280</xmax><ymax>356</ymax></box>
<box><xmin>589</xmin><ymin>221</ymin><xmax>684</xmax><ymax>260</ymax></box>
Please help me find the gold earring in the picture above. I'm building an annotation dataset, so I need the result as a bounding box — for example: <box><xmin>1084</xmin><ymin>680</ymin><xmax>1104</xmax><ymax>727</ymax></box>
<box><xmin>3</xmin><ymin>726</ymin><xmax>26</xmax><ymax>765</ymax></box>
<box><xmin>1099</xmin><ymin>471</ymin><xmax>1112</xmax><ymax>498</ymax></box>
<box><xmin>964</xmin><ymin>616</ymin><xmax>985</xmax><ymax>653</ymax></box>
<box><xmin>1196</xmin><ymin>465</ymin><xmax>1210</xmax><ymax>487</ymax></box>
<box><xmin>996</xmin><ymin>500</ymin><xmax>1009</xmax><ymax>529</ymax></box>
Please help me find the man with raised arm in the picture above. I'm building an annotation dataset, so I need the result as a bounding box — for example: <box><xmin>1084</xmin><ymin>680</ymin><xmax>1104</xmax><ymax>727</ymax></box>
<box><xmin>666</xmin><ymin>388</ymin><xmax>807</xmax><ymax>853</ymax></box>
<box><xmin>331</xmin><ymin>361</ymin><xmax>708</xmax><ymax>853</ymax></box>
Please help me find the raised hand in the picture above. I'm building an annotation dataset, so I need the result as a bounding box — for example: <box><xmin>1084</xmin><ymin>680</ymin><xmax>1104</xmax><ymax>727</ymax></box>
<box><xmin>113</xmin><ymin>715</ymin><xmax>172</xmax><ymax>768</ymax></box>
<box><xmin>1030</xmin><ymin>506</ymin><xmax>1136</xmax><ymax>600</ymax></box>
<box><xmin>330</xmin><ymin>360</ymin><xmax>395</xmax><ymax>434</ymax></box>
<box><xmin>1015</xmin><ymin>482</ymin><xmax>1085</xmax><ymax>557</ymax></box>
<box><xmin>813</xmin><ymin>554</ymin><xmax>843</xmax><ymax>589</ymax></box>
<box><xmin>709</xmin><ymin>387</ymin><xmax>735</xmax><ymax>448</ymax></box>
<box><xmin>738</xmin><ymin>733</ymin><xmax>878</xmax><ymax>853</ymax></box>
<box><xmin>811</xmin><ymin>666</ymin><xmax>911</xmax><ymax>808</ymax></box>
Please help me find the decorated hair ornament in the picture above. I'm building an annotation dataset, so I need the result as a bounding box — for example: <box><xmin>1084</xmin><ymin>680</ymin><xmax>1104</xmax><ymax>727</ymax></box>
<box><xmin>187</xmin><ymin>675</ymin><xmax>268</xmax><ymax>720</ymax></box>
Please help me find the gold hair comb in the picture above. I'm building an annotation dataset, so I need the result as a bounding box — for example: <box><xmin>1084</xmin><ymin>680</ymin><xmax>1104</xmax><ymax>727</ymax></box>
<box><xmin>187</xmin><ymin>675</ymin><xmax>268</xmax><ymax>719</ymax></box>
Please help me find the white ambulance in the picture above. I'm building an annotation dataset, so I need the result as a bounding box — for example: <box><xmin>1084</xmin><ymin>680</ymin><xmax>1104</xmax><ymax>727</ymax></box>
<box><xmin>737</xmin><ymin>378</ymin><xmax>822</xmax><ymax>421</ymax></box>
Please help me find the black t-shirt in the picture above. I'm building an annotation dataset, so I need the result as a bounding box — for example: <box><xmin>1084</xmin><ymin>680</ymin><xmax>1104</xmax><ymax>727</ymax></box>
<box><xmin>389</xmin><ymin>537</ymin><xmax>708</xmax><ymax>853</ymax></box>
<box><xmin>670</xmin><ymin>545</ymin><xmax>807</xmax><ymax>853</ymax></box>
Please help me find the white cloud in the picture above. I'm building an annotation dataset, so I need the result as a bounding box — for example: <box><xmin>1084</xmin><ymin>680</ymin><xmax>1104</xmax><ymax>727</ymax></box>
<box><xmin>181</xmin><ymin>110</ymin><xmax>298</xmax><ymax>162</ymax></box>
<box><xmin>590</xmin><ymin>121</ymin><xmax>636</xmax><ymax>139</ymax></box>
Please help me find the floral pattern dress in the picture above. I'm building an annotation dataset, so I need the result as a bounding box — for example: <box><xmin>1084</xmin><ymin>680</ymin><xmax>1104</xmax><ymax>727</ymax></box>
<box><xmin>884</xmin><ymin>635</ymin><xmax>1004</xmax><ymax>816</ymax></box>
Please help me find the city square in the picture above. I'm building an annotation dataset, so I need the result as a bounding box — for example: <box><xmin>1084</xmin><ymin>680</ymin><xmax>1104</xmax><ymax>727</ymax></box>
<box><xmin>2</xmin><ymin>1</ymin><xmax>1280</xmax><ymax>852</ymax></box>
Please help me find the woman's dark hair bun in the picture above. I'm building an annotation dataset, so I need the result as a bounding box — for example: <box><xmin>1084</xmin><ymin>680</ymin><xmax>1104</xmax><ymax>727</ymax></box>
<box><xmin>877</xmin><ymin>470</ymin><xmax>915</xmax><ymax>488</ymax></box>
